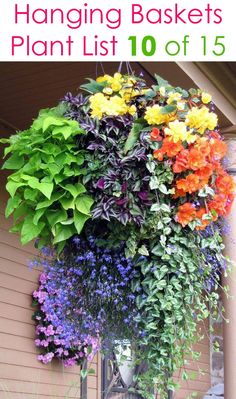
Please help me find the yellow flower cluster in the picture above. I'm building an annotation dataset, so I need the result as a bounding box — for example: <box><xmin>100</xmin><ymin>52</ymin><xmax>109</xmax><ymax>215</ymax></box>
<box><xmin>89</xmin><ymin>73</ymin><xmax>147</xmax><ymax>119</ymax></box>
<box><xmin>97</xmin><ymin>72</ymin><xmax>147</xmax><ymax>100</ymax></box>
<box><xmin>89</xmin><ymin>74</ymin><xmax>217</xmax><ymax>132</ymax></box>
<box><xmin>144</xmin><ymin>105</ymin><xmax>175</xmax><ymax>125</ymax></box>
<box><xmin>185</xmin><ymin>106</ymin><xmax>218</xmax><ymax>134</ymax></box>
<box><xmin>90</xmin><ymin>93</ymin><xmax>136</xmax><ymax>119</ymax></box>
<box><xmin>165</xmin><ymin>120</ymin><xmax>197</xmax><ymax>144</ymax></box>
<box><xmin>97</xmin><ymin>72</ymin><xmax>123</xmax><ymax>92</ymax></box>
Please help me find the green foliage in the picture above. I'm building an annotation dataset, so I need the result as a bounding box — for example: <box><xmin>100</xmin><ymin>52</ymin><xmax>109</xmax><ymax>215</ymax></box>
<box><xmin>160</xmin><ymin>104</ymin><xmax>177</xmax><ymax>114</ymax></box>
<box><xmin>154</xmin><ymin>74</ymin><xmax>170</xmax><ymax>88</ymax></box>
<box><xmin>80</xmin><ymin>78</ymin><xmax>107</xmax><ymax>94</ymax></box>
<box><xmin>1</xmin><ymin>107</ymin><xmax>93</xmax><ymax>249</ymax></box>
<box><xmin>128</xmin><ymin>224</ymin><xmax>224</xmax><ymax>399</ymax></box>
<box><xmin>124</xmin><ymin>122</ymin><xmax>144</xmax><ymax>154</ymax></box>
<box><xmin>107</xmin><ymin>158</ymin><xmax>227</xmax><ymax>398</ymax></box>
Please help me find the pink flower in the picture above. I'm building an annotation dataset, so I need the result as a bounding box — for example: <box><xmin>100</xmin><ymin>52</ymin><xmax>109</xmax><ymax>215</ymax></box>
<box><xmin>39</xmin><ymin>273</ymin><xmax>47</xmax><ymax>284</ymax></box>
<box><xmin>38</xmin><ymin>352</ymin><xmax>54</xmax><ymax>364</ymax></box>
<box><xmin>56</xmin><ymin>348</ymin><xmax>64</xmax><ymax>356</ymax></box>
<box><xmin>63</xmin><ymin>358</ymin><xmax>77</xmax><ymax>367</ymax></box>
<box><xmin>45</xmin><ymin>325</ymin><xmax>54</xmax><ymax>336</ymax></box>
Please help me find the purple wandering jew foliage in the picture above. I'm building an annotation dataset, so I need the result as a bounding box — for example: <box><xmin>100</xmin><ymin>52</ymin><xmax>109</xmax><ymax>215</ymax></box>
<box><xmin>62</xmin><ymin>93</ymin><xmax>155</xmax><ymax>226</ymax></box>
<box><xmin>32</xmin><ymin>234</ymin><xmax>140</xmax><ymax>365</ymax></box>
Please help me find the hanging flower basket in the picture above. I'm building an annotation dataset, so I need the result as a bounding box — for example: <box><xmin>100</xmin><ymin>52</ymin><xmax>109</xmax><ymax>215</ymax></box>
<box><xmin>1</xmin><ymin>70</ymin><xmax>234</xmax><ymax>399</ymax></box>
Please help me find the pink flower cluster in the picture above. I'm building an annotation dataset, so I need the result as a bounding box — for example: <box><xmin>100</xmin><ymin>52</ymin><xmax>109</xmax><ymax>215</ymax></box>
<box><xmin>32</xmin><ymin>271</ymin><xmax>100</xmax><ymax>367</ymax></box>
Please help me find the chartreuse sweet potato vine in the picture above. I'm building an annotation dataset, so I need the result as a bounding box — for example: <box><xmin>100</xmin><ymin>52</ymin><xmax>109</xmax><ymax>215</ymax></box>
<box><xmin>1</xmin><ymin>106</ymin><xmax>93</xmax><ymax>250</ymax></box>
<box><xmin>0</xmin><ymin>72</ymin><xmax>234</xmax><ymax>399</ymax></box>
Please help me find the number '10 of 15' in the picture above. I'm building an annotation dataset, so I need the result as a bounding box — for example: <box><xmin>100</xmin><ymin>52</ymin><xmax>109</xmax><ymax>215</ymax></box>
<box><xmin>128</xmin><ymin>36</ymin><xmax>226</xmax><ymax>57</ymax></box>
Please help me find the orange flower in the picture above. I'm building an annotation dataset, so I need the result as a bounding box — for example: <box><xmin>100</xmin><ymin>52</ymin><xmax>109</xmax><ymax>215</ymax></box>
<box><xmin>208</xmin><ymin>194</ymin><xmax>229</xmax><ymax>216</ymax></box>
<box><xmin>209</xmin><ymin>138</ymin><xmax>227</xmax><ymax>162</ymax></box>
<box><xmin>188</xmin><ymin>148</ymin><xmax>207</xmax><ymax>171</ymax></box>
<box><xmin>215</xmin><ymin>173</ymin><xmax>235</xmax><ymax>195</ymax></box>
<box><xmin>173</xmin><ymin>188</ymin><xmax>186</xmax><ymax>198</ymax></box>
<box><xmin>164</xmin><ymin>137</ymin><xmax>183</xmax><ymax>158</ymax></box>
<box><xmin>195</xmin><ymin>137</ymin><xmax>211</xmax><ymax>157</ymax></box>
<box><xmin>153</xmin><ymin>149</ymin><xmax>165</xmax><ymax>161</ymax></box>
<box><xmin>173</xmin><ymin>149</ymin><xmax>189</xmax><ymax>173</ymax></box>
<box><xmin>176</xmin><ymin>174</ymin><xmax>201</xmax><ymax>194</ymax></box>
<box><xmin>150</xmin><ymin>127</ymin><xmax>162</xmax><ymax>142</ymax></box>
<box><xmin>153</xmin><ymin>137</ymin><xmax>183</xmax><ymax>161</ymax></box>
<box><xmin>195</xmin><ymin>164</ymin><xmax>213</xmax><ymax>185</ymax></box>
<box><xmin>176</xmin><ymin>203</ymin><xmax>196</xmax><ymax>227</ymax></box>
<box><xmin>195</xmin><ymin>207</ymin><xmax>211</xmax><ymax>230</ymax></box>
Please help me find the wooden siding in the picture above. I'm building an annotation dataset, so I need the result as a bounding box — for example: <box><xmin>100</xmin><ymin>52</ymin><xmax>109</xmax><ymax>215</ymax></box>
<box><xmin>174</xmin><ymin>324</ymin><xmax>211</xmax><ymax>399</ymax></box>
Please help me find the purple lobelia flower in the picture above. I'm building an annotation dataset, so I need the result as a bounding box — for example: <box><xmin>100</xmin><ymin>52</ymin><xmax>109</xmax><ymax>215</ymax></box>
<box><xmin>32</xmin><ymin>234</ymin><xmax>140</xmax><ymax>366</ymax></box>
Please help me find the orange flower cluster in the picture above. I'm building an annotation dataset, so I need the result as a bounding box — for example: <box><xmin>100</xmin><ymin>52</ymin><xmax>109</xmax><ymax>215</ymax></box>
<box><xmin>153</xmin><ymin>137</ymin><xmax>183</xmax><ymax>161</ymax></box>
<box><xmin>151</xmin><ymin>128</ymin><xmax>235</xmax><ymax>230</ymax></box>
<box><xmin>176</xmin><ymin>203</ymin><xmax>217</xmax><ymax>230</ymax></box>
<box><xmin>208</xmin><ymin>172</ymin><xmax>235</xmax><ymax>217</ymax></box>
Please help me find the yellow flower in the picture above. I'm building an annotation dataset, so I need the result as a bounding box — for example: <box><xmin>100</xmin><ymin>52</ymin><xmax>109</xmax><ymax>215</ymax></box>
<box><xmin>201</xmin><ymin>92</ymin><xmax>212</xmax><ymax>104</ymax></box>
<box><xmin>159</xmin><ymin>87</ymin><xmax>166</xmax><ymax>96</ymax></box>
<box><xmin>167</xmin><ymin>92</ymin><xmax>182</xmax><ymax>104</ymax></box>
<box><xmin>185</xmin><ymin>106</ymin><xmax>218</xmax><ymax>134</ymax></box>
<box><xmin>90</xmin><ymin>93</ymin><xmax>108</xmax><ymax>119</ymax></box>
<box><xmin>127</xmin><ymin>77</ymin><xmax>137</xmax><ymax>85</ymax></box>
<box><xmin>96</xmin><ymin>74</ymin><xmax>113</xmax><ymax>84</ymax></box>
<box><xmin>119</xmin><ymin>88</ymin><xmax>133</xmax><ymax>101</ymax></box>
<box><xmin>111</xmin><ymin>81</ymin><xmax>122</xmax><ymax>92</ymax></box>
<box><xmin>109</xmin><ymin>96</ymin><xmax>129</xmax><ymax>115</ymax></box>
<box><xmin>103</xmin><ymin>87</ymin><xmax>113</xmax><ymax>95</ymax></box>
<box><xmin>97</xmin><ymin>73</ymin><xmax>123</xmax><ymax>92</ymax></box>
<box><xmin>90</xmin><ymin>92</ymin><xmax>135</xmax><ymax>119</ymax></box>
<box><xmin>177</xmin><ymin>101</ymin><xmax>185</xmax><ymax>111</ymax></box>
<box><xmin>128</xmin><ymin>105</ymin><xmax>137</xmax><ymax>116</ymax></box>
<box><xmin>120</xmin><ymin>87</ymin><xmax>142</xmax><ymax>102</ymax></box>
<box><xmin>114</xmin><ymin>72</ymin><xmax>122</xmax><ymax>81</ymax></box>
<box><xmin>144</xmin><ymin>105</ymin><xmax>176</xmax><ymax>125</ymax></box>
<box><xmin>165</xmin><ymin>120</ymin><xmax>197</xmax><ymax>144</ymax></box>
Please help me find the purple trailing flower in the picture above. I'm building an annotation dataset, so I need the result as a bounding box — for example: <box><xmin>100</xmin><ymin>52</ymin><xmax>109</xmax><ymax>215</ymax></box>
<box><xmin>198</xmin><ymin>221</ymin><xmax>227</xmax><ymax>290</ymax></box>
<box><xmin>32</xmin><ymin>235</ymin><xmax>140</xmax><ymax>366</ymax></box>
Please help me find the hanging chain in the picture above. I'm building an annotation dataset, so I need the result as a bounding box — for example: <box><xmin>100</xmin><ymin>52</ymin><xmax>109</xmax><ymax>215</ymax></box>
<box><xmin>118</xmin><ymin>61</ymin><xmax>134</xmax><ymax>75</ymax></box>
<box><xmin>95</xmin><ymin>62</ymin><xmax>106</xmax><ymax>78</ymax></box>
<box><xmin>95</xmin><ymin>61</ymin><xmax>136</xmax><ymax>78</ymax></box>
